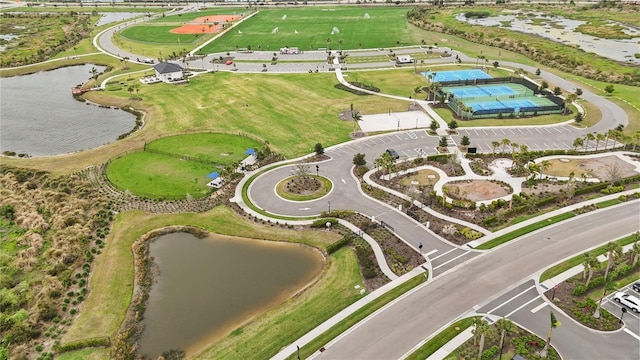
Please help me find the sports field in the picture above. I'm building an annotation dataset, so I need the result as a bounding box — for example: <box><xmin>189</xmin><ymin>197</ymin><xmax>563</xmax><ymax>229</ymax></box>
<box><xmin>198</xmin><ymin>7</ymin><xmax>415</xmax><ymax>54</ymax></box>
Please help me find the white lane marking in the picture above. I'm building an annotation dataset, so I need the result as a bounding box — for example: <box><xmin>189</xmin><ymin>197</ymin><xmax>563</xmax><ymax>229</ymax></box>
<box><xmin>298</xmin><ymin>207</ymin><xmax>311</xmax><ymax>210</ymax></box>
<box><xmin>530</xmin><ymin>302</ymin><xmax>548</xmax><ymax>313</ymax></box>
<box><xmin>425</xmin><ymin>249</ymin><xmax>438</xmax><ymax>256</ymax></box>
<box><xmin>487</xmin><ymin>284</ymin><xmax>536</xmax><ymax>314</ymax></box>
<box><xmin>505</xmin><ymin>296</ymin><xmax>541</xmax><ymax>318</ymax></box>
<box><xmin>341</xmin><ymin>179</ymin><xmax>346</xmax><ymax>184</ymax></box>
<box><xmin>624</xmin><ymin>328</ymin><xmax>640</xmax><ymax>341</ymax></box>
<box><xmin>433</xmin><ymin>250</ymin><xmax>471</xmax><ymax>270</ymax></box>
<box><xmin>431</xmin><ymin>247</ymin><xmax>457</xmax><ymax>261</ymax></box>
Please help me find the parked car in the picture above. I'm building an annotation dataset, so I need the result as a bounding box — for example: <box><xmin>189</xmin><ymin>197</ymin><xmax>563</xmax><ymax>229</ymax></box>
<box><xmin>141</xmin><ymin>58</ymin><xmax>155</xmax><ymax>64</ymax></box>
<box><xmin>386</xmin><ymin>148</ymin><xmax>400</xmax><ymax>159</ymax></box>
<box><xmin>632</xmin><ymin>282</ymin><xmax>640</xmax><ymax>293</ymax></box>
<box><xmin>613</xmin><ymin>292</ymin><xmax>640</xmax><ymax>313</ymax></box>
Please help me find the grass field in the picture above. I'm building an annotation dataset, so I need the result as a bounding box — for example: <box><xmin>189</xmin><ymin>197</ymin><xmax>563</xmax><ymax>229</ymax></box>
<box><xmin>198</xmin><ymin>7</ymin><xmax>416</xmax><ymax>54</ymax></box>
<box><xmin>151</xmin><ymin>7</ymin><xmax>247</xmax><ymax>23</ymax></box>
<box><xmin>145</xmin><ymin>132</ymin><xmax>262</xmax><ymax>165</ymax></box>
<box><xmin>106</xmin><ymin>151</ymin><xmax>216</xmax><ymax>199</ymax></box>
<box><xmin>121</xmin><ymin>25</ymin><xmax>207</xmax><ymax>44</ymax></box>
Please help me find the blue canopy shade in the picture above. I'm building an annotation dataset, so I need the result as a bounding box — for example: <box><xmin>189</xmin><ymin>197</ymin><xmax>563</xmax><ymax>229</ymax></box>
<box><xmin>207</xmin><ymin>171</ymin><xmax>219</xmax><ymax>179</ymax></box>
<box><xmin>245</xmin><ymin>148</ymin><xmax>256</xmax><ymax>155</ymax></box>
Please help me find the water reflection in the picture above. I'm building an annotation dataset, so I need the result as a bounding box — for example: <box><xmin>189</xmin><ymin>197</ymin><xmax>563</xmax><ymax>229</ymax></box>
<box><xmin>137</xmin><ymin>232</ymin><xmax>324</xmax><ymax>358</ymax></box>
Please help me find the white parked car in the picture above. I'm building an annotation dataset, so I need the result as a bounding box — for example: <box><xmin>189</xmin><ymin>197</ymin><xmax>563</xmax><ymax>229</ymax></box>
<box><xmin>613</xmin><ymin>292</ymin><xmax>640</xmax><ymax>313</ymax></box>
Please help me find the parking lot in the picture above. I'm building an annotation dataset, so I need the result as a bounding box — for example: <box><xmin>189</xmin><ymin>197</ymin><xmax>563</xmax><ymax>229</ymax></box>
<box><xmin>602</xmin><ymin>282</ymin><xmax>640</xmax><ymax>339</ymax></box>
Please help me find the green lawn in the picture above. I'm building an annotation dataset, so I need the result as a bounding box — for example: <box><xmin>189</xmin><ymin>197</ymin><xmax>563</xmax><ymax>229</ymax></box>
<box><xmin>106</xmin><ymin>151</ymin><xmax>216</xmax><ymax>199</ymax></box>
<box><xmin>120</xmin><ymin>24</ymin><xmax>206</xmax><ymax>44</ymax></box>
<box><xmin>405</xmin><ymin>317</ymin><xmax>478</xmax><ymax>360</ymax></box>
<box><xmin>145</xmin><ymin>132</ymin><xmax>262</xmax><ymax>165</ymax></box>
<box><xmin>198</xmin><ymin>7</ymin><xmax>416</xmax><ymax>54</ymax></box>
<box><xmin>151</xmin><ymin>7</ymin><xmax>247</xmax><ymax>23</ymax></box>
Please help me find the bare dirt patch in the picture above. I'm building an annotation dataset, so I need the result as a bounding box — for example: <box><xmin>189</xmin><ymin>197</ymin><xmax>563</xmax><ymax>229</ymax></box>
<box><xmin>171</xmin><ymin>15</ymin><xmax>242</xmax><ymax>34</ymax></box>
<box><xmin>447</xmin><ymin>180</ymin><xmax>511</xmax><ymax>201</ymax></box>
<box><xmin>546</xmin><ymin>156</ymin><xmax>637</xmax><ymax>180</ymax></box>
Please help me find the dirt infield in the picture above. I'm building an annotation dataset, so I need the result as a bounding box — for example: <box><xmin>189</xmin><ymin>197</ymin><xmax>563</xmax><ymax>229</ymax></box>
<box><xmin>171</xmin><ymin>15</ymin><xmax>242</xmax><ymax>34</ymax></box>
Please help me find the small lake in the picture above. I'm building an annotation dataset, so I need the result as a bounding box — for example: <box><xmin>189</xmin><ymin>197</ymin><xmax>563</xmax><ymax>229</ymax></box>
<box><xmin>0</xmin><ymin>64</ymin><xmax>136</xmax><ymax>157</ymax></box>
<box><xmin>137</xmin><ymin>232</ymin><xmax>324</xmax><ymax>358</ymax></box>
<box><xmin>456</xmin><ymin>11</ymin><xmax>640</xmax><ymax>64</ymax></box>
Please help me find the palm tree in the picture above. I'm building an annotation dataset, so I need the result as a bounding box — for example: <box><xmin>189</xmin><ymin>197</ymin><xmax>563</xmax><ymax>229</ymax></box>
<box><xmin>381</xmin><ymin>151</ymin><xmax>396</xmax><ymax>176</ymax></box>
<box><xmin>471</xmin><ymin>317</ymin><xmax>484</xmax><ymax>346</ymax></box>
<box><xmin>603</xmin><ymin>241</ymin><xmax>622</xmax><ymax>281</ymax></box>
<box><xmin>496</xmin><ymin>318</ymin><xmax>516</xmax><ymax>360</ymax></box>
<box><xmin>510</xmin><ymin>142</ymin><xmax>519</xmax><ymax>159</ymax></box>
<box><xmin>89</xmin><ymin>67</ymin><xmax>98</xmax><ymax>80</ymax></box>
<box><xmin>633</xmin><ymin>131</ymin><xmax>640</xmax><ymax>151</ymax></box>
<box><xmin>595</xmin><ymin>133</ymin><xmax>606</xmax><ymax>151</ymax></box>
<box><xmin>491</xmin><ymin>141</ymin><xmax>500</xmax><ymax>156</ymax></box>
<box><xmin>351</xmin><ymin>111</ymin><xmax>362</xmax><ymax>131</ymax></box>
<box><xmin>564</xmin><ymin>93</ymin><xmax>577</xmax><ymax>115</ymax></box>
<box><xmin>572</xmin><ymin>137</ymin><xmax>584</xmax><ymax>151</ymax></box>
<box><xmin>528</xmin><ymin>161</ymin><xmax>541</xmax><ymax>182</ymax></box>
<box><xmin>541</xmin><ymin>311</ymin><xmax>561</xmax><ymax>358</ymax></box>
<box><xmin>472</xmin><ymin>318</ymin><xmax>490</xmax><ymax>360</ymax></box>
<box><xmin>500</xmin><ymin>138</ymin><xmax>511</xmax><ymax>154</ymax></box>
<box><xmin>584</xmin><ymin>133</ymin><xmax>596</xmax><ymax>151</ymax></box>
<box><xmin>630</xmin><ymin>232</ymin><xmax>640</xmax><ymax>268</ymax></box>
<box><xmin>582</xmin><ymin>252</ymin><xmax>598</xmax><ymax>287</ymax></box>
<box><xmin>538</xmin><ymin>160</ymin><xmax>551</xmax><ymax>180</ymax></box>
<box><xmin>127</xmin><ymin>86</ymin><xmax>134</xmax><ymax>99</ymax></box>
<box><xmin>132</xmin><ymin>83</ymin><xmax>141</xmax><ymax>100</ymax></box>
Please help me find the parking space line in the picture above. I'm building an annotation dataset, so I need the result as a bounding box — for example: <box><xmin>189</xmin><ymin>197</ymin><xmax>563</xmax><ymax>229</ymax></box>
<box><xmin>530</xmin><ymin>302</ymin><xmax>548</xmax><ymax>313</ymax></box>
<box><xmin>624</xmin><ymin>328</ymin><xmax>640</xmax><ymax>341</ymax></box>
<box><xmin>487</xmin><ymin>284</ymin><xmax>536</xmax><ymax>314</ymax></box>
<box><xmin>505</xmin><ymin>296</ymin><xmax>541</xmax><ymax>318</ymax></box>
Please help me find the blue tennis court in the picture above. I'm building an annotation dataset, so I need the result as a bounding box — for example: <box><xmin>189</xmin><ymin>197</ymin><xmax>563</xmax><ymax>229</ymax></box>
<box><xmin>466</xmin><ymin>99</ymin><xmax>539</xmax><ymax>112</ymax></box>
<box><xmin>446</xmin><ymin>85</ymin><xmax>519</xmax><ymax>99</ymax></box>
<box><xmin>422</xmin><ymin>69</ymin><xmax>492</xmax><ymax>82</ymax></box>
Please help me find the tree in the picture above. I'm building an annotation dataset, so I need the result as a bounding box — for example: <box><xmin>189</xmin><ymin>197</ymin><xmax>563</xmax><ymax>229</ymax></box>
<box><xmin>353</xmin><ymin>153</ymin><xmax>366</xmax><ymax>166</ymax></box>
<box><xmin>461</xmin><ymin>135</ymin><xmax>470</xmax><ymax>146</ymax></box>
<box><xmin>292</xmin><ymin>162</ymin><xmax>310</xmax><ymax>180</ymax></box>
<box><xmin>500</xmin><ymin>138</ymin><xmax>511</xmax><ymax>154</ymax></box>
<box><xmin>582</xmin><ymin>252</ymin><xmax>598</xmax><ymax>287</ymax></box>
<box><xmin>475</xmin><ymin>319</ymin><xmax>491</xmax><ymax>360</ymax></box>
<box><xmin>631</xmin><ymin>232</ymin><xmax>640</xmax><ymax>268</ymax></box>
<box><xmin>496</xmin><ymin>319</ymin><xmax>516</xmax><ymax>360</ymax></box>
<box><xmin>448</xmin><ymin>120</ymin><xmax>458</xmax><ymax>131</ymax></box>
<box><xmin>584</xmin><ymin>133</ymin><xmax>595</xmax><ymax>151</ymax></box>
<box><xmin>492</xmin><ymin>61</ymin><xmax>499</xmax><ymax>68</ymax></box>
<box><xmin>595</xmin><ymin>133</ymin><xmax>605</xmax><ymax>151</ymax></box>
<box><xmin>606</xmin><ymin>162</ymin><xmax>624</xmax><ymax>186</ymax></box>
<box><xmin>564</xmin><ymin>93</ymin><xmax>577</xmax><ymax>115</ymax></box>
<box><xmin>314</xmin><ymin>143</ymin><xmax>324</xmax><ymax>155</ymax></box>
<box><xmin>439</xmin><ymin>136</ymin><xmax>448</xmax><ymax>148</ymax></box>
<box><xmin>574</xmin><ymin>112</ymin><xmax>583</xmax><ymax>123</ymax></box>
<box><xmin>132</xmin><ymin>83</ymin><xmax>141</xmax><ymax>100</ymax></box>
<box><xmin>471</xmin><ymin>317</ymin><xmax>484</xmax><ymax>346</ymax></box>
<box><xmin>491</xmin><ymin>141</ymin><xmax>500</xmax><ymax>156</ymax></box>
<box><xmin>351</xmin><ymin>111</ymin><xmax>363</xmax><ymax>131</ymax></box>
<box><xmin>538</xmin><ymin>160</ymin><xmax>551</xmax><ymax>179</ymax></box>
<box><xmin>594</xmin><ymin>242</ymin><xmax>622</xmax><ymax>318</ymax></box>
<box><xmin>575</xmin><ymin>88</ymin><xmax>583</xmax><ymax>96</ymax></box>
<box><xmin>89</xmin><ymin>67</ymin><xmax>98</xmax><ymax>80</ymax></box>
<box><xmin>535</xmin><ymin>68</ymin><xmax>541</xmax><ymax>76</ymax></box>
<box><xmin>430</xmin><ymin>120</ymin><xmax>439</xmax><ymax>132</ymax></box>
<box><xmin>553</xmin><ymin>86</ymin><xmax>562</xmax><ymax>96</ymax></box>
<box><xmin>378</xmin><ymin>151</ymin><xmax>396</xmax><ymax>175</ymax></box>
<box><xmin>604</xmin><ymin>84</ymin><xmax>615</xmax><ymax>95</ymax></box>
<box><xmin>541</xmin><ymin>310</ymin><xmax>561</xmax><ymax>358</ymax></box>
<box><xmin>127</xmin><ymin>85</ymin><xmax>134</xmax><ymax>99</ymax></box>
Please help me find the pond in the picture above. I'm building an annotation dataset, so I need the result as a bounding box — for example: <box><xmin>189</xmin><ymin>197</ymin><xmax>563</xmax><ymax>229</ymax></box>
<box><xmin>0</xmin><ymin>64</ymin><xmax>136</xmax><ymax>157</ymax></box>
<box><xmin>137</xmin><ymin>232</ymin><xmax>324</xmax><ymax>358</ymax></box>
<box><xmin>456</xmin><ymin>11</ymin><xmax>640</xmax><ymax>64</ymax></box>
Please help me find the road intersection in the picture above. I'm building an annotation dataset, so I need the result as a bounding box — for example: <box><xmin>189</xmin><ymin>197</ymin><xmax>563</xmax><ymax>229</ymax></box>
<box><xmin>94</xmin><ymin>13</ymin><xmax>640</xmax><ymax>360</ymax></box>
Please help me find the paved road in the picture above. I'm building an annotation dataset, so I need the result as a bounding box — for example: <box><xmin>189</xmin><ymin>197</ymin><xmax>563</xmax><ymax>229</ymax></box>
<box><xmin>312</xmin><ymin>201</ymin><xmax>640</xmax><ymax>360</ymax></box>
<box><xmin>478</xmin><ymin>280</ymin><xmax>640</xmax><ymax>360</ymax></box>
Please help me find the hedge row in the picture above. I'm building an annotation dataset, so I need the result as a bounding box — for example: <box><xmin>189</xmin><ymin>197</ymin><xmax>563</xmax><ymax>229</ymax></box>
<box><xmin>573</xmin><ymin>263</ymin><xmax>636</xmax><ymax>296</ymax></box>
<box><xmin>53</xmin><ymin>337</ymin><xmax>110</xmax><ymax>354</ymax></box>
<box><xmin>326</xmin><ymin>236</ymin><xmax>352</xmax><ymax>254</ymax></box>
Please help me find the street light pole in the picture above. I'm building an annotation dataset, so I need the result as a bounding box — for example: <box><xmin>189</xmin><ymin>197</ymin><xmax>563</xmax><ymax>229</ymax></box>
<box><xmin>328</xmin><ymin>201</ymin><xmax>331</xmax><ymax>214</ymax></box>
<box><xmin>551</xmin><ymin>284</ymin><xmax>558</xmax><ymax>301</ymax></box>
<box><xmin>620</xmin><ymin>307</ymin><xmax>627</xmax><ymax>324</ymax></box>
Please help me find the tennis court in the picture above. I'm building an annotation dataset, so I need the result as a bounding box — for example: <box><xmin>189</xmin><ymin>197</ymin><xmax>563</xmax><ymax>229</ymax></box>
<box><xmin>465</xmin><ymin>97</ymin><xmax>556</xmax><ymax>112</ymax></box>
<box><xmin>443</xmin><ymin>84</ymin><xmax>531</xmax><ymax>99</ymax></box>
<box><xmin>422</xmin><ymin>69</ymin><xmax>492</xmax><ymax>83</ymax></box>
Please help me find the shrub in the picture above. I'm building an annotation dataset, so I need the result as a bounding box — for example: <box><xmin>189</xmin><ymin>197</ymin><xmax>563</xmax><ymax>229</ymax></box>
<box><xmin>573</xmin><ymin>284</ymin><xmax>587</xmax><ymax>296</ymax></box>
<box><xmin>600</xmin><ymin>185</ymin><xmax>624</xmax><ymax>194</ymax></box>
<box><xmin>326</xmin><ymin>236</ymin><xmax>351</xmax><ymax>254</ymax></box>
<box><xmin>310</xmin><ymin>218</ymin><xmax>338</xmax><ymax>228</ymax></box>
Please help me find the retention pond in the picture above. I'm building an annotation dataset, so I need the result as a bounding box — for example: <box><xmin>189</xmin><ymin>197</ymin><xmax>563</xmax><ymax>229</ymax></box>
<box><xmin>137</xmin><ymin>232</ymin><xmax>324</xmax><ymax>358</ymax></box>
